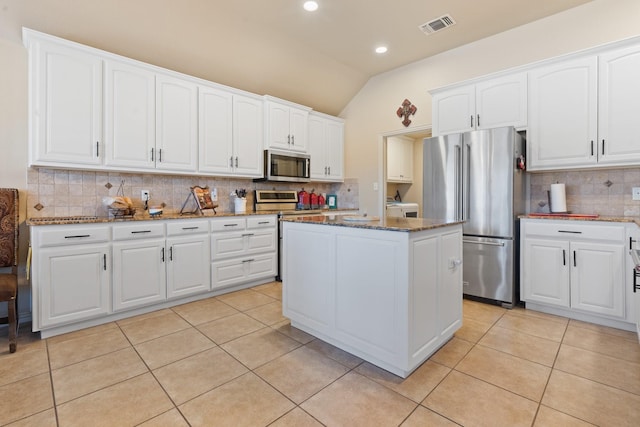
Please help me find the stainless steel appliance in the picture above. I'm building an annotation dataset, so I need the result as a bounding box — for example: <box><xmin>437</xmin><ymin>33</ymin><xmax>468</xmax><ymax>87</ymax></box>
<box><xmin>423</xmin><ymin>126</ymin><xmax>525</xmax><ymax>307</ymax></box>
<box><xmin>254</xmin><ymin>189</ymin><xmax>323</xmax><ymax>281</ymax></box>
<box><xmin>255</xmin><ymin>150</ymin><xmax>310</xmax><ymax>182</ymax></box>
<box><xmin>386</xmin><ymin>202</ymin><xmax>419</xmax><ymax>218</ymax></box>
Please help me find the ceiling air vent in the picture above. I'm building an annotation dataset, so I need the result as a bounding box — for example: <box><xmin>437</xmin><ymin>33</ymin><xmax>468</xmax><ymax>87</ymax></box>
<box><xmin>419</xmin><ymin>14</ymin><xmax>456</xmax><ymax>35</ymax></box>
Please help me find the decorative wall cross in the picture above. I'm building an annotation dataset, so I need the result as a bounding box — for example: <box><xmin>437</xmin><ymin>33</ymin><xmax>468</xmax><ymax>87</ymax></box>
<box><xmin>396</xmin><ymin>99</ymin><xmax>417</xmax><ymax>127</ymax></box>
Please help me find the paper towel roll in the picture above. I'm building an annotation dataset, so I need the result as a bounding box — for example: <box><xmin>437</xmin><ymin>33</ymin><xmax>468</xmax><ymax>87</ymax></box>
<box><xmin>550</xmin><ymin>183</ymin><xmax>567</xmax><ymax>213</ymax></box>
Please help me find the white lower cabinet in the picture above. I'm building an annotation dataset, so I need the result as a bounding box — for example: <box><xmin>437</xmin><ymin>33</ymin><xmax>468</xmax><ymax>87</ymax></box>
<box><xmin>210</xmin><ymin>215</ymin><xmax>277</xmax><ymax>290</ymax></box>
<box><xmin>39</xmin><ymin>244</ymin><xmax>111</xmax><ymax>328</ymax></box>
<box><xmin>521</xmin><ymin>219</ymin><xmax>628</xmax><ymax>325</ymax></box>
<box><xmin>31</xmin><ymin>224</ymin><xmax>111</xmax><ymax>329</ymax></box>
<box><xmin>30</xmin><ymin>216</ymin><xmax>274</xmax><ymax>337</ymax></box>
<box><xmin>112</xmin><ymin>222</ymin><xmax>166</xmax><ymax>312</ymax></box>
<box><xmin>166</xmin><ymin>220</ymin><xmax>211</xmax><ymax>299</ymax></box>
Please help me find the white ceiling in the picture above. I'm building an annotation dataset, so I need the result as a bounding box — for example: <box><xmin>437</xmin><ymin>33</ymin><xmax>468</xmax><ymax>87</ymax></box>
<box><xmin>0</xmin><ymin>0</ymin><xmax>592</xmax><ymax>115</ymax></box>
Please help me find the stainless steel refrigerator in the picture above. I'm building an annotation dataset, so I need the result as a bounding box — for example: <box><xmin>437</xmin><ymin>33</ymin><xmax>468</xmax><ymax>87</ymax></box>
<box><xmin>423</xmin><ymin>126</ymin><xmax>525</xmax><ymax>307</ymax></box>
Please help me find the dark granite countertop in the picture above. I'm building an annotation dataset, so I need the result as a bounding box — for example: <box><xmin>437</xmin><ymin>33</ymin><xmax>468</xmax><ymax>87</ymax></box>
<box><xmin>519</xmin><ymin>214</ymin><xmax>640</xmax><ymax>227</ymax></box>
<box><xmin>281</xmin><ymin>215</ymin><xmax>464</xmax><ymax>232</ymax></box>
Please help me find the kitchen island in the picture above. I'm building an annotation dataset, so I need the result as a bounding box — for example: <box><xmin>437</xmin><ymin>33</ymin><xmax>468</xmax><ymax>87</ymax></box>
<box><xmin>281</xmin><ymin>216</ymin><xmax>464</xmax><ymax>377</ymax></box>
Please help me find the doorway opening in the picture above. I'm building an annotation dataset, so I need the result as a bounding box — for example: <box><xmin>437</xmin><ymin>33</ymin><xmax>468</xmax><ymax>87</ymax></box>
<box><xmin>378</xmin><ymin>125</ymin><xmax>431</xmax><ymax>218</ymax></box>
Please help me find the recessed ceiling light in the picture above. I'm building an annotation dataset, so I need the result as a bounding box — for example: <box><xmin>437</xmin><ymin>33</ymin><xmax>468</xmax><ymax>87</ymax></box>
<box><xmin>375</xmin><ymin>46</ymin><xmax>388</xmax><ymax>54</ymax></box>
<box><xmin>303</xmin><ymin>1</ymin><xmax>319</xmax><ymax>12</ymax></box>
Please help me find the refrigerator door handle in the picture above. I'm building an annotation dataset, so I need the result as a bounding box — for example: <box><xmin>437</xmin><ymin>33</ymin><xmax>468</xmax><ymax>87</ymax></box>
<box><xmin>463</xmin><ymin>143</ymin><xmax>471</xmax><ymax>220</ymax></box>
<box><xmin>463</xmin><ymin>239</ymin><xmax>505</xmax><ymax>247</ymax></box>
<box><xmin>455</xmin><ymin>144</ymin><xmax>461</xmax><ymax>219</ymax></box>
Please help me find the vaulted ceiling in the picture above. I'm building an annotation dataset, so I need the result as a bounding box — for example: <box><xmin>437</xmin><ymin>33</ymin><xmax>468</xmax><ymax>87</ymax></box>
<box><xmin>0</xmin><ymin>0</ymin><xmax>592</xmax><ymax>115</ymax></box>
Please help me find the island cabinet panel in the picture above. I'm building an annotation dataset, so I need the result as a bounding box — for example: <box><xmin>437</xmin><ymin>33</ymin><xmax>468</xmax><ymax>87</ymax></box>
<box><xmin>282</xmin><ymin>220</ymin><xmax>463</xmax><ymax>378</ymax></box>
<box><xmin>335</xmin><ymin>234</ymin><xmax>404</xmax><ymax>359</ymax></box>
<box><xmin>410</xmin><ymin>236</ymin><xmax>440</xmax><ymax>354</ymax></box>
<box><xmin>283</xmin><ymin>227</ymin><xmax>335</xmax><ymax>332</ymax></box>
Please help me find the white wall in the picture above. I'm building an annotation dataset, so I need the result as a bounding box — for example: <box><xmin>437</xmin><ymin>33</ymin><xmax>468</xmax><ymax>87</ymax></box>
<box><xmin>342</xmin><ymin>0</ymin><xmax>640</xmax><ymax>215</ymax></box>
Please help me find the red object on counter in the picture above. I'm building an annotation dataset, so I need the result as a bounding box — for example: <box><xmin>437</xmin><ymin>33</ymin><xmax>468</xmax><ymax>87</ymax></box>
<box><xmin>297</xmin><ymin>188</ymin><xmax>310</xmax><ymax>209</ymax></box>
<box><xmin>318</xmin><ymin>193</ymin><xmax>325</xmax><ymax>207</ymax></box>
<box><xmin>310</xmin><ymin>191</ymin><xmax>319</xmax><ymax>209</ymax></box>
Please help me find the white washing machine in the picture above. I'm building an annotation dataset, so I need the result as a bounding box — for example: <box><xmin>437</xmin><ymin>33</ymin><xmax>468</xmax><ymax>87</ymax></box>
<box><xmin>386</xmin><ymin>202</ymin><xmax>419</xmax><ymax>218</ymax></box>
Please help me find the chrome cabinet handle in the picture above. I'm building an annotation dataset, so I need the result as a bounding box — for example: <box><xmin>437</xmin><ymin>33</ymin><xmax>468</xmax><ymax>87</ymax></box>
<box><xmin>291</xmin><ymin>135</ymin><xmax>295</xmax><ymax>145</ymax></box>
<box><xmin>131</xmin><ymin>230</ymin><xmax>152</xmax><ymax>234</ymax></box>
<box><xmin>64</xmin><ymin>234</ymin><xmax>91</xmax><ymax>239</ymax></box>
<box><xmin>103</xmin><ymin>254</ymin><xmax>107</xmax><ymax>271</ymax></box>
<box><xmin>563</xmin><ymin>249</ymin><xmax>566</xmax><ymax>266</ymax></box>
<box><xmin>230</xmin><ymin>156</ymin><xmax>234</xmax><ymax>167</ymax></box>
<box><xmin>235</xmin><ymin>156</ymin><xmax>238</xmax><ymax>168</ymax></box>
<box><xmin>96</xmin><ymin>141</ymin><xmax>100</xmax><ymax>157</ymax></box>
<box><xmin>151</xmin><ymin>148</ymin><xmax>155</xmax><ymax>162</ymax></box>
<box><xmin>159</xmin><ymin>149</ymin><xmax>163</xmax><ymax>162</ymax></box>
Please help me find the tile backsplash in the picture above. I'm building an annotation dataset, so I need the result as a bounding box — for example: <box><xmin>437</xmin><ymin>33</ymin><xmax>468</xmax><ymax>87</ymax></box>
<box><xmin>529</xmin><ymin>167</ymin><xmax>640</xmax><ymax>216</ymax></box>
<box><xmin>26</xmin><ymin>168</ymin><xmax>359</xmax><ymax>218</ymax></box>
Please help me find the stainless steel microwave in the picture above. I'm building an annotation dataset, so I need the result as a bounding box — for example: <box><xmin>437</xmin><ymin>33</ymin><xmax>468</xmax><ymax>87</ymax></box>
<box><xmin>256</xmin><ymin>150</ymin><xmax>311</xmax><ymax>182</ymax></box>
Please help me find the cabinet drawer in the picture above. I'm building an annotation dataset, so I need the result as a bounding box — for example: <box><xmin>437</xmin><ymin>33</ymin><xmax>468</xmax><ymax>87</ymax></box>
<box><xmin>247</xmin><ymin>215</ymin><xmax>276</xmax><ymax>229</ymax></box>
<box><xmin>166</xmin><ymin>220</ymin><xmax>209</xmax><ymax>236</ymax></box>
<box><xmin>211</xmin><ymin>217</ymin><xmax>246</xmax><ymax>231</ymax></box>
<box><xmin>523</xmin><ymin>220</ymin><xmax>624</xmax><ymax>242</ymax></box>
<box><xmin>36</xmin><ymin>225</ymin><xmax>110</xmax><ymax>247</ymax></box>
<box><xmin>112</xmin><ymin>222</ymin><xmax>165</xmax><ymax>240</ymax></box>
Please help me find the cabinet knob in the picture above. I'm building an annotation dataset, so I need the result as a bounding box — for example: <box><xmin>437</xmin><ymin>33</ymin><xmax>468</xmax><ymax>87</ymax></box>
<box><xmin>448</xmin><ymin>258</ymin><xmax>462</xmax><ymax>269</ymax></box>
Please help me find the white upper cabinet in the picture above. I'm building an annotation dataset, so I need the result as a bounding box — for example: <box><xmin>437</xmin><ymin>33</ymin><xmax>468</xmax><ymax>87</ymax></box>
<box><xmin>264</xmin><ymin>96</ymin><xmax>311</xmax><ymax>152</ymax></box>
<box><xmin>156</xmin><ymin>74</ymin><xmax>198</xmax><ymax>171</ymax></box>
<box><xmin>387</xmin><ymin>136</ymin><xmax>413</xmax><ymax>183</ymax></box>
<box><xmin>198</xmin><ymin>85</ymin><xmax>234</xmax><ymax>174</ymax></box>
<box><xmin>232</xmin><ymin>95</ymin><xmax>263</xmax><ymax>177</ymax></box>
<box><xmin>308</xmin><ymin>112</ymin><xmax>344</xmax><ymax>182</ymax></box>
<box><xmin>528</xmin><ymin>42</ymin><xmax>640</xmax><ymax>171</ymax></box>
<box><xmin>431</xmin><ymin>73</ymin><xmax>527</xmax><ymax>136</ymax></box>
<box><xmin>528</xmin><ymin>57</ymin><xmax>598</xmax><ymax>170</ymax></box>
<box><xmin>104</xmin><ymin>60</ymin><xmax>156</xmax><ymax>169</ymax></box>
<box><xmin>29</xmin><ymin>37</ymin><xmax>103</xmax><ymax>167</ymax></box>
<box><xmin>198</xmin><ymin>88</ymin><xmax>262</xmax><ymax>177</ymax></box>
<box><xmin>598</xmin><ymin>44</ymin><xmax>640</xmax><ymax>166</ymax></box>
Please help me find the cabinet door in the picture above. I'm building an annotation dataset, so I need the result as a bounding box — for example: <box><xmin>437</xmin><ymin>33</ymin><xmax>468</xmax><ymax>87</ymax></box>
<box><xmin>156</xmin><ymin>75</ymin><xmax>198</xmax><ymax>171</ymax></box>
<box><xmin>325</xmin><ymin>119</ymin><xmax>344</xmax><ymax>181</ymax></box>
<box><xmin>31</xmin><ymin>41</ymin><xmax>102</xmax><ymax>166</ymax></box>
<box><xmin>166</xmin><ymin>235</ymin><xmax>211</xmax><ymax>299</ymax></box>
<box><xmin>198</xmin><ymin>85</ymin><xmax>233</xmax><ymax>174</ymax></box>
<box><xmin>104</xmin><ymin>60</ymin><xmax>156</xmax><ymax>169</ymax></box>
<box><xmin>571</xmin><ymin>242</ymin><xmax>624</xmax><ymax>318</ymax></box>
<box><xmin>266</xmin><ymin>102</ymin><xmax>291</xmax><ymax>150</ymax></box>
<box><xmin>112</xmin><ymin>239</ymin><xmax>166</xmax><ymax>311</ymax></box>
<box><xmin>387</xmin><ymin>137</ymin><xmax>413</xmax><ymax>183</ymax></box>
<box><xmin>598</xmin><ymin>44</ymin><xmax>640</xmax><ymax>166</ymax></box>
<box><xmin>522</xmin><ymin>238</ymin><xmax>570</xmax><ymax>307</ymax></box>
<box><xmin>475</xmin><ymin>73</ymin><xmax>527</xmax><ymax>130</ymax></box>
<box><xmin>308</xmin><ymin>115</ymin><xmax>327</xmax><ymax>179</ymax></box>
<box><xmin>39</xmin><ymin>244</ymin><xmax>110</xmax><ymax>327</ymax></box>
<box><xmin>431</xmin><ymin>85</ymin><xmax>475</xmax><ymax>136</ymax></box>
<box><xmin>233</xmin><ymin>95</ymin><xmax>263</xmax><ymax>177</ymax></box>
<box><xmin>528</xmin><ymin>57</ymin><xmax>598</xmax><ymax>170</ymax></box>
<box><xmin>289</xmin><ymin>107</ymin><xmax>309</xmax><ymax>152</ymax></box>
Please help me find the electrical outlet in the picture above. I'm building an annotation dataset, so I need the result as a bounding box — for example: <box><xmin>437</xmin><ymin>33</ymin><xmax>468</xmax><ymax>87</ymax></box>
<box><xmin>633</xmin><ymin>187</ymin><xmax>640</xmax><ymax>201</ymax></box>
<box><xmin>141</xmin><ymin>190</ymin><xmax>150</xmax><ymax>201</ymax></box>
<box><xmin>211</xmin><ymin>188</ymin><xmax>218</xmax><ymax>202</ymax></box>
<box><xmin>373</xmin><ymin>182</ymin><xmax>378</xmax><ymax>191</ymax></box>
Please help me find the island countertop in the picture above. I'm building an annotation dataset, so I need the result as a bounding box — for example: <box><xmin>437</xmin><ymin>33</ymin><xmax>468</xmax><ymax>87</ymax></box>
<box><xmin>280</xmin><ymin>215</ymin><xmax>464</xmax><ymax>232</ymax></box>
<box><xmin>519</xmin><ymin>213</ymin><xmax>640</xmax><ymax>227</ymax></box>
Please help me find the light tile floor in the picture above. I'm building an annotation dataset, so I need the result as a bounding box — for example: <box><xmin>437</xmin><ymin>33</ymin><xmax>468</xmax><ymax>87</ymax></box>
<box><xmin>1</xmin><ymin>281</ymin><xmax>640</xmax><ymax>426</ymax></box>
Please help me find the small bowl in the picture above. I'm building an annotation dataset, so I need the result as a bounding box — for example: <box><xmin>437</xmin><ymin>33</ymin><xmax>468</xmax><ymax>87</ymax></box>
<box><xmin>148</xmin><ymin>207</ymin><xmax>163</xmax><ymax>216</ymax></box>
